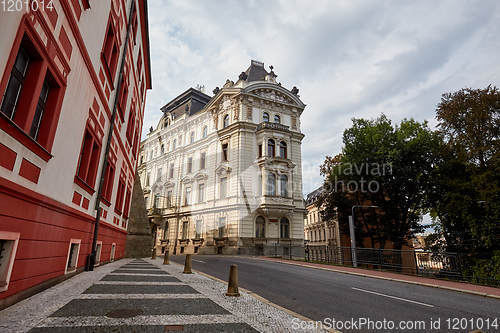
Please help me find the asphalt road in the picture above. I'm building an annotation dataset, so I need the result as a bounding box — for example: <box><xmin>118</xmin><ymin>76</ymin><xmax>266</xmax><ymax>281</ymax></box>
<box><xmin>171</xmin><ymin>255</ymin><xmax>500</xmax><ymax>332</ymax></box>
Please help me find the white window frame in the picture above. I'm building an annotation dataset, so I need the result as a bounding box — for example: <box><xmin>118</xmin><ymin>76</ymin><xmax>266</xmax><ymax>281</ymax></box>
<box><xmin>65</xmin><ymin>239</ymin><xmax>81</xmax><ymax>274</ymax></box>
<box><xmin>95</xmin><ymin>240</ymin><xmax>103</xmax><ymax>266</ymax></box>
<box><xmin>0</xmin><ymin>231</ymin><xmax>20</xmax><ymax>292</ymax></box>
<box><xmin>110</xmin><ymin>243</ymin><xmax>116</xmax><ymax>261</ymax></box>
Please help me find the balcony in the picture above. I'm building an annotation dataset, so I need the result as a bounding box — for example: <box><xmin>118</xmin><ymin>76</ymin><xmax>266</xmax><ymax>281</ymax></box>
<box><xmin>256</xmin><ymin>121</ymin><xmax>289</xmax><ymax>133</ymax></box>
<box><xmin>147</xmin><ymin>207</ymin><xmax>163</xmax><ymax>216</ymax></box>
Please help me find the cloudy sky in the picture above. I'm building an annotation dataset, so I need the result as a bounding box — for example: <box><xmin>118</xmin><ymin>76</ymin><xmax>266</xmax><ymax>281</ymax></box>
<box><xmin>144</xmin><ymin>0</ymin><xmax>500</xmax><ymax>195</ymax></box>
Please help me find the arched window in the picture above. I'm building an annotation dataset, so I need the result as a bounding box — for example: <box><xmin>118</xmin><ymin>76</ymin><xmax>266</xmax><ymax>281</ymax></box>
<box><xmin>267</xmin><ymin>139</ymin><xmax>275</xmax><ymax>157</ymax></box>
<box><xmin>279</xmin><ymin>141</ymin><xmax>287</xmax><ymax>158</ymax></box>
<box><xmin>280</xmin><ymin>175</ymin><xmax>288</xmax><ymax>197</ymax></box>
<box><xmin>280</xmin><ymin>217</ymin><xmax>290</xmax><ymax>239</ymax></box>
<box><xmin>223</xmin><ymin>114</ymin><xmax>229</xmax><ymax>128</ymax></box>
<box><xmin>274</xmin><ymin>114</ymin><xmax>280</xmax><ymax>124</ymax></box>
<box><xmin>263</xmin><ymin>112</ymin><xmax>269</xmax><ymax>122</ymax></box>
<box><xmin>202</xmin><ymin>126</ymin><xmax>208</xmax><ymax>138</ymax></box>
<box><xmin>256</xmin><ymin>216</ymin><xmax>265</xmax><ymax>238</ymax></box>
<box><xmin>267</xmin><ymin>173</ymin><xmax>276</xmax><ymax>196</ymax></box>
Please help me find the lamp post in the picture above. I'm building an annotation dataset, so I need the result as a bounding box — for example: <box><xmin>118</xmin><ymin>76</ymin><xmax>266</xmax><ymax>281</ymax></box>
<box><xmin>349</xmin><ymin>205</ymin><xmax>379</xmax><ymax>267</ymax></box>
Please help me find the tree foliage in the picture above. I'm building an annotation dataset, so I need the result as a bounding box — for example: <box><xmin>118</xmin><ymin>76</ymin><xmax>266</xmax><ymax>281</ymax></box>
<box><xmin>319</xmin><ymin>115</ymin><xmax>441</xmax><ymax>249</ymax></box>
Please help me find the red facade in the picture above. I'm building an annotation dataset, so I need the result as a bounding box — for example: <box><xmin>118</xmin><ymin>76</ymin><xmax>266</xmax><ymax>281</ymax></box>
<box><xmin>0</xmin><ymin>0</ymin><xmax>151</xmax><ymax>306</ymax></box>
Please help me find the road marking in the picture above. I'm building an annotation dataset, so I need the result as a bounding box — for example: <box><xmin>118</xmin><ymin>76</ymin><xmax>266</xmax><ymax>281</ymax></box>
<box><xmin>351</xmin><ymin>287</ymin><xmax>434</xmax><ymax>307</ymax></box>
<box><xmin>193</xmin><ymin>259</ymin><xmax>206</xmax><ymax>263</ymax></box>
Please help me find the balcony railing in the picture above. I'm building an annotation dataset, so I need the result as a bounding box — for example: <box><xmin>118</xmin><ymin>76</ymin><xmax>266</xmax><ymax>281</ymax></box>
<box><xmin>256</xmin><ymin>121</ymin><xmax>290</xmax><ymax>132</ymax></box>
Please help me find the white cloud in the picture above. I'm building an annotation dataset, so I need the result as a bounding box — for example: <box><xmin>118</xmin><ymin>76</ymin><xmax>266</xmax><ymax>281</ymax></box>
<box><xmin>144</xmin><ymin>0</ymin><xmax>500</xmax><ymax>194</ymax></box>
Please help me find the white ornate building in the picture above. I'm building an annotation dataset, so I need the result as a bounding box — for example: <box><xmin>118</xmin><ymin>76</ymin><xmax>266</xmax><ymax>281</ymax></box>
<box><xmin>138</xmin><ymin>60</ymin><xmax>306</xmax><ymax>257</ymax></box>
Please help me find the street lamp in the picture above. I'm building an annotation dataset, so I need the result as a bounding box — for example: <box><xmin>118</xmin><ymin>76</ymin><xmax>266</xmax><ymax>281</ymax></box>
<box><xmin>349</xmin><ymin>205</ymin><xmax>379</xmax><ymax>267</ymax></box>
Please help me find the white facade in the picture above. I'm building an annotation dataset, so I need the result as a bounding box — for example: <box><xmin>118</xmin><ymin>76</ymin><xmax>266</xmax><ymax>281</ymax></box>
<box><xmin>138</xmin><ymin>61</ymin><xmax>306</xmax><ymax>256</ymax></box>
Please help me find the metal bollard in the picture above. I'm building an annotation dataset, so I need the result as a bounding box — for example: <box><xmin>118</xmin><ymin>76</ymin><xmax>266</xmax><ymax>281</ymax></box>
<box><xmin>163</xmin><ymin>250</ymin><xmax>169</xmax><ymax>265</ymax></box>
<box><xmin>226</xmin><ymin>264</ymin><xmax>240</xmax><ymax>296</ymax></box>
<box><xmin>151</xmin><ymin>247</ymin><xmax>156</xmax><ymax>259</ymax></box>
<box><xmin>183</xmin><ymin>254</ymin><xmax>193</xmax><ymax>274</ymax></box>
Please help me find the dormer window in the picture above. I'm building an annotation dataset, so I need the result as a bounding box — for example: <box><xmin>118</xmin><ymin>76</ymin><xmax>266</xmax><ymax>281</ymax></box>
<box><xmin>263</xmin><ymin>112</ymin><xmax>269</xmax><ymax>122</ymax></box>
<box><xmin>223</xmin><ymin>114</ymin><xmax>229</xmax><ymax>128</ymax></box>
<box><xmin>274</xmin><ymin>114</ymin><xmax>280</xmax><ymax>124</ymax></box>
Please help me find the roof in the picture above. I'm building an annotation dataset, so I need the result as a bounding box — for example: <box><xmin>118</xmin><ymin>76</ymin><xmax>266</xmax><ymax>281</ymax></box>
<box><xmin>160</xmin><ymin>88</ymin><xmax>212</xmax><ymax>118</ymax></box>
<box><xmin>242</xmin><ymin>60</ymin><xmax>270</xmax><ymax>82</ymax></box>
<box><xmin>305</xmin><ymin>186</ymin><xmax>324</xmax><ymax>206</ymax></box>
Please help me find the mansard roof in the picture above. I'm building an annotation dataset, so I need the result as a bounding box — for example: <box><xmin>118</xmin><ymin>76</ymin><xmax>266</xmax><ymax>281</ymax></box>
<box><xmin>243</xmin><ymin>60</ymin><xmax>270</xmax><ymax>82</ymax></box>
<box><xmin>305</xmin><ymin>186</ymin><xmax>324</xmax><ymax>206</ymax></box>
<box><xmin>160</xmin><ymin>88</ymin><xmax>211</xmax><ymax>118</ymax></box>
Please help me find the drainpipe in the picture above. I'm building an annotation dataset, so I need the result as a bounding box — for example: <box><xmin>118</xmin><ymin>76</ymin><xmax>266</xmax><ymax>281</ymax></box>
<box><xmin>86</xmin><ymin>0</ymin><xmax>136</xmax><ymax>271</ymax></box>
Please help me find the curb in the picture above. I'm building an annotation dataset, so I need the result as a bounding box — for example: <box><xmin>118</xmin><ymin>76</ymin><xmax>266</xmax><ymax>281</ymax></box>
<box><xmin>256</xmin><ymin>257</ymin><xmax>500</xmax><ymax>300</ymax></box>
<box><xmin>179</xmin><ymin>263</ymin><xmax>340</xmax><ymax>333</ymax></box>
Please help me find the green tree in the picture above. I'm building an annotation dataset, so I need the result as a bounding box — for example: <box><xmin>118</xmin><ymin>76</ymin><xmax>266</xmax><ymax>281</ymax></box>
<box><xmin>429</xmin><ymin>86</ymin><xmax>500</xmax><ymax>283</ymax></box>
<box><xmin>319</xmin><ymin>115</ymin><xmax>442</xmax><ymax>251</ymax></box>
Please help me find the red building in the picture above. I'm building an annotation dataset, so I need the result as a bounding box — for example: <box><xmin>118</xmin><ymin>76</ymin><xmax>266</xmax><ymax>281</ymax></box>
<box><xmin>0</xmin><ymin>0</ymin><xmax>151</xmax><ymax>307</ymax></box>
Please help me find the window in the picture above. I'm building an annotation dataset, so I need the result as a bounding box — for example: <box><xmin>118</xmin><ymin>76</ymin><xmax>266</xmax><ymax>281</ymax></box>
<box><xmin>102</xmin><ymin>18</ymin><xmax>119</xmax><ymax>82</ymax></box>
<box><xmin>184</xmin><ymin>187</ymin><xmax>191</xmax><ymax>206</ymax></box>
<box><xmin>173</xmin><ymin>139</ymin><xmax>176</xmax><ymax>150</ymax></box>
<box><xmin>117</xmin><ymin>75</ymin><xmax>129</xmax><ymax>121</ymax></box>
<box><xmin>75</xmin><ymin>126</ymin><xmax>101</xmax><ymax>192</ymax></box>
<box><xmin>110</xmin><ymin>243</ymin><xmax>116</xmax><ymax>261</ymax></box>
<box><xmin>279</xmin><ymin>141</ymin><xmax>287</xmax><ymax>159</ymax></box>
<box><xmin>154</xmin><ymin>194</ymin><xmax>160</xmax><ymax>208</ymax></box>
<box><xmin>274</xmin><ymin>114</ymin><xmax>280</xmax><ymax>124</ymax></box>
<box><xmin>280</xmin><ymin>217</ymin><xmax>290</xmax><ymax>239</ymax></box>
<box><xmin>195</xmin><ymin>220</ymin><xmax>202</xmax><ymax>238</ymax></box>
<box><xmin>263</xmin><ymin>112</ymin><xmax>269</xmax><ymax>122</ymax></box>
<box><xmin>198</xmin><ymin>183</ymin><xmax>205</xmax><ymax>203</ymax></box>
<box><xmin>0</xmin><ymin>231</ymin><xmax>20</xmax><ymax>292</ymax></box>
<box><xmin>0</xmin><ymin>36</ymin><xmax>65</xmax><ymax>159</ymax></box>
<box><xmin>218</xmin><ymin>217</ymin><xmax>226</xmax><ymax>238</ymax></box>
<box><xmin>123</xmin><ymin>187</ymin><xmax>131</xmax><ymax>218</ymax></box>
<box><xmin>115</xmin><ymin>177</ymin><xmax>126</xmax><ymax>215</ymax></box>
<box><xmin>202</xmin><ymin>126</ymin><xmax>208</xmax><ymax>138</ymax></box>
<box><xmin>182</xmin><ymin>221</ymin><xmax>189</xmax><ymax>239</ymax></box>
<box><xmin>65</xmin><ymin>239</ymin><xmax>81</xmax><ymax>273</ymax></box>
<box><xmin>95</xmin><ymin>241</ymin><xmax>102</xmax><ymax>265</ymax></box>
<box><xmin>145</xmin><ymin>172</ymin><xmax>150</xmax><ymax>186</ymax></box>
<box><xmin>258</xmin><ymin>144</ymin><xmax>262</xmax><ymax>158</ymax></box>
<box><xmin>267</xmin><ymin>139</ymin><xmax>275</xmax><ymax>157</ymax></box>
<box><xmin>169</xmin><ymin>163</ymin><xmax>174</xmax><ymax>178</ymax></box>
<box><xmin>131</xmin><ymin>7</ymin><xmax>138</xmax><ymax>44</ymax></box>
<box><xmin>223</xmin><ymin>114</ymin><xmax>229</xmax><ymax>128</ymax></box>
<box><xmin>187</xmin><ymin>157</ymin><xmax>192</xmax><ymax>173</ymax></box>
<box><xmin>256</xmin><ymin>216</ymin><xmax>265</xmax><ymax>238</ymax></box>
<box><xmin>160</xmin><ymin>144</ymin><xmax>164</xmax><ymax>154</ymax></box>
<box><xmin>126</xmin><ymin>105</ymin><xmax>135</xmax><ymax>144</ymax></box>
<box><xmin>157</xmin><ymin>167</ymin><xmax>162</xmax><ymax>181</ymax></box>
<box><xmin>267</xmin><ymin>173</ymin><xmax>276</xmax><ymax>196</ymax></box>
<box><xmin>222</xmin><ymin>143</ymin><xmax>228</xmax><ymax>161</ymax></box>
<box><xmin>1</xmin><ymin>46</ymin><xmax>29</xmax><ymax>120</ymax></box>
<box><xmin>163</xmin><ymin>222</ymin><xmax>169</xmax><ymax>240</ymax></box>
<box><xmin>102</xmin><ymin>162</ymin><xmax>115</xmax><ymax>204</ymax></box>
<box><xmin>200</xmin><ymin>152</ymin><xmax>206</xmax><ymax>169</ymax></box>
<box><xmin>220</xmin><ymin>177</ymin><xmax>227</xmax><ymax>199</ymax></box>
<box><xmin>280</xmin><ymin>175</ymin><xmax>288</xmax><ymax>197</ymax></box>
<box><xmin>190</xmin><ymin>131</ymin><xmax>195</xmax><ymax>143</ymax></box>
<box><xmin>166</xmin><ymin>190</ymin><xmax>172</xmax><ymax>208</ymax></box>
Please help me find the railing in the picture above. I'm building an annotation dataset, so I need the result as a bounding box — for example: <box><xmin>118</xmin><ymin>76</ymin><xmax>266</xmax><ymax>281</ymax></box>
<box><xmin>303</xmin><ymin>245</ymin><xmax>500</xmax><ymax>287</ymax></box>
<box><xmin>256</xmin><ymin>121</ymin><xmax>290</xmax><ymax>132</ymax></box>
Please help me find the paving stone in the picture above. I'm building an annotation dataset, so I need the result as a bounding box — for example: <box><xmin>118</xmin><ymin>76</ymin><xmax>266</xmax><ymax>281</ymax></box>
<box><xmin>119</xmin><ymin>265</ymin><xmax>160</xmax><ymax>269</ymax></box>
<box><xmin>112</xmin><ymin>269</ymin><xmax>168</xmax><ymax>275</ymax></box>
<box><xmin>49</xmin><ymin>299</ymin><xmax>230</xmax><ymax>317</ymax></box>
<box><xmin>83</xmin><ymin>284</ymin><xmax>198</xmax><ymax>294</ymax></box>
<box><xmin>100</xmin><ymin>275</ymin><xmax>181</xmax><ymax>282</ymax></box>
<box><xmin>29</xmin><ymin>323</ymin><xmax>259</xmax><ymax>332</ymax></box>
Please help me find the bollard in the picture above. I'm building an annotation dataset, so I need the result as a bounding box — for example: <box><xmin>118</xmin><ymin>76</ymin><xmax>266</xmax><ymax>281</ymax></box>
<box><xmin>163</xmin><ymin>250</ymin><xmax>170</xmax><ymax>265</ymax></box>
<box><xmin>183</xmin><ymin>254</ymin><xmax>193</xmax><ymax>274</ymax></box>
<box><xmin>151</xmin><ymin>247</ymin><xmax>156</xmax><ymax>259</ymax></box>
<box><xmin>226</xmin><ymin>264</ymin><xmax>240</xmax><ymax>296</ymax></box>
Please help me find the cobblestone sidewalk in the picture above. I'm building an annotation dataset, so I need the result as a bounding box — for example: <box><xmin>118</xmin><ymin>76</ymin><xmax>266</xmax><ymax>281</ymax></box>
<box><xmin>0</xmin><ymin>258</ymin><xmax>321</xmax><ymax>332</ymax></box>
